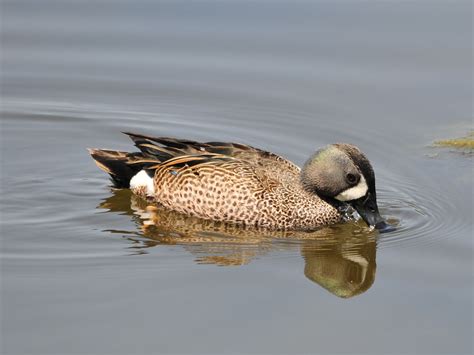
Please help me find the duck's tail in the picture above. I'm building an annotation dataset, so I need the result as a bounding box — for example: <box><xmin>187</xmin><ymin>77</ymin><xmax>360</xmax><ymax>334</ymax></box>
<box><xmin>88</xmin><ymin>148</ymin><xmax>159</xmax><ymax>188</ymax></box>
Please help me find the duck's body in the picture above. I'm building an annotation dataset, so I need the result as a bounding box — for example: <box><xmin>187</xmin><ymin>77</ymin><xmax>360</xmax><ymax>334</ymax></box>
<box><xmin>90</xmin><ymin>132</ymin><xmax>387</xmax><ymax>231</ymax></box>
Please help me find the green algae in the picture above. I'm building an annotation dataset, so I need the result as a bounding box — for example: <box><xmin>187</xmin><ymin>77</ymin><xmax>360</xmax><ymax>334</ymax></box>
<box><xmin>434</xmin><ymin>131</ymin><xmax>474</xmax><ymax>150</ymax></box>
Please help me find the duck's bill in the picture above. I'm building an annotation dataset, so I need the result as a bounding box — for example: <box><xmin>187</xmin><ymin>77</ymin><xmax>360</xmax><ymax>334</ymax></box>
<box><xmin>351</xmin><ymin>193</ymin><xmax>395</xmax><ymax>233</ymax></box>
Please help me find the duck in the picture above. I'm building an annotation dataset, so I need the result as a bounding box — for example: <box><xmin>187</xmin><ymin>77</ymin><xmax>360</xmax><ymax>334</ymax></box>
<box><xmin>89</xmin><ymin>132</ymin><xmax>390</xmax><ymax>231</ymax></box>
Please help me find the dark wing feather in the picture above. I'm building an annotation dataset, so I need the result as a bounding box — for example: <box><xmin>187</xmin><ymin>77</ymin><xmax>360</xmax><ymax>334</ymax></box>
<box><xmin>122</xmin><ymin>132</ymin><xmax>301</xmax><ymax>181</ymax></box>
<box><xmin>88</xmin><ymin>149</ymin><xmax>159</xmax><ymax>188</ymax></box>
<box><xmin>90</xmin><ymin>133</ymin><xmax>301</xmax><ymax>189</ymax></box>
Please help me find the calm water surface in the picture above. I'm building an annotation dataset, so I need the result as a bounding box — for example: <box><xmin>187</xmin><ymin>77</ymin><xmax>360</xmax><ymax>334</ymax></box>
<box><xmin>1</xmin><ymin>1</ymin><xmax>472</xmax><ymax>354</ymax></box>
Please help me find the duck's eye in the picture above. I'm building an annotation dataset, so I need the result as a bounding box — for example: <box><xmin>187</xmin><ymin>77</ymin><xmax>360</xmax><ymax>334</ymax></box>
<box><xmin>346</xmin><ymin>173</ymin><xmax>358</xmax><ymax>185</ymax></box>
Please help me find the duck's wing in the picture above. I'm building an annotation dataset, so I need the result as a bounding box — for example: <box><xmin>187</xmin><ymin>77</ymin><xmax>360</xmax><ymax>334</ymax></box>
<box><xmin>123</xmin><ymin>132</ymin><xmax>301</xmax><ymax>183</ymax></box>
<box><xmin>89</xmin><ymin>132</ymin><xmax>301</xmax><ymax>190</ymax></box>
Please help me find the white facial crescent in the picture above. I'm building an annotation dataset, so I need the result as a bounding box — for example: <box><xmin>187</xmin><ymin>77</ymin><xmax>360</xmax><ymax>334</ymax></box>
<box><xmin>335</xmin><ymin>175</ymin><xmax>368</xmax><ymax>202</ymax></box>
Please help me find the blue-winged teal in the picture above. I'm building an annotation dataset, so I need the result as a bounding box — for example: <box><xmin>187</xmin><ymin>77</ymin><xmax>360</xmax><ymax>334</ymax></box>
<box><xmin>89</xmin><ymin>132</ymin><xmax>389</xmax><ymax>230</ymax></box>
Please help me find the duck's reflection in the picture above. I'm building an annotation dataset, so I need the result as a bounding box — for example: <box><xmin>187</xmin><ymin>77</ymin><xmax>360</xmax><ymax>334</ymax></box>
<box><xmin>301</xmin><ymin>239</ymin><xmax>376</xmax><ymax>298</ymax></box>
<box><xmin>99</xmin><ymin>189</ymin><xmax>377</xmax><ymax>298</ymax></box>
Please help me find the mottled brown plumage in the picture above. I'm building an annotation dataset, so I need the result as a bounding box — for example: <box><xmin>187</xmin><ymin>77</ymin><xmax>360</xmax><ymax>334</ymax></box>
<box><xmin>89</xmin><ymin>132</ymin><xmax>382</xmax><ymax>230</ymax></box>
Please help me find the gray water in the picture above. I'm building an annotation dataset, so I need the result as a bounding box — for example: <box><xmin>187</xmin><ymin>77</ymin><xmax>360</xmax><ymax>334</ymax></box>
<box><xmin>1</xmin><ymin>1</ymin><xmax>473</xmax><ymax>354</ymax></box>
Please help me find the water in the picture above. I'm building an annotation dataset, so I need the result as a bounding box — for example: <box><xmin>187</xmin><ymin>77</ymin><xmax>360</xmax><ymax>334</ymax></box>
<box><xmin>1</xmin><ymin>1</ymin><xmax>472</xmax><ymax>354</ymax></box>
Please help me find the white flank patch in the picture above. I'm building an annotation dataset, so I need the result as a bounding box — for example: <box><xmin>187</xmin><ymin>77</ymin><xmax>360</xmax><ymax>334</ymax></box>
<box><xmin>335</xmin><ymin>175</ymin><xmax>368</xmax><ymax>201</ymax></box>
<box><xmin>130</xmin><ymin>170</ymin><xmax>155</xmax><ymax>195</ymax></box>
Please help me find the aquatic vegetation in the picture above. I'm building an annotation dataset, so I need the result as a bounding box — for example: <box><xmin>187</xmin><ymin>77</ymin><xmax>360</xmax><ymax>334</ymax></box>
<box><xmin>434</xmin><ymin>131</ymin><xmax>474</xmax><ymax>150</ymax></box>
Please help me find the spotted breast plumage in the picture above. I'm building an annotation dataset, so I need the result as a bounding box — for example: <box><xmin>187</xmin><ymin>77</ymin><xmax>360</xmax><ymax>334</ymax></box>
<box><xmin>89</xmin><ymin>132</ymin><xmax>389</xmax><ymax>231</ymax></box>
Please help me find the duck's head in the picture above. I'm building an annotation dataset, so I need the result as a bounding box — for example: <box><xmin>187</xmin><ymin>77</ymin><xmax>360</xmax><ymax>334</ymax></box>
<box><xmin>301</xmin><ymin>143</ymin><xmax>391</xmax><ymax>231</ymax></box>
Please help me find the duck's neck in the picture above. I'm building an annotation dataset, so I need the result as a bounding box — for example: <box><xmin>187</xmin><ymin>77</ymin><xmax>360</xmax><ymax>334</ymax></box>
<box><xmin>318</xmin><ymin>195</ymin><xmax>344</xmax><ymax>210</ymax></box>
